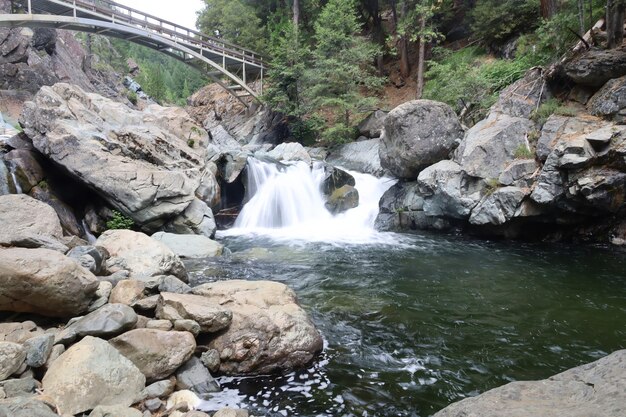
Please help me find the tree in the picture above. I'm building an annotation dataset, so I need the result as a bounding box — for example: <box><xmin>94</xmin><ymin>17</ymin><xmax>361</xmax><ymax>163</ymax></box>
<box><xmin>540</xmin><ymin>0</ymin><xmax>558</xmax><ymax>18</ymax></box>
<box><xmin>196</xmin><ymin>0</ymin><xmax>266</xmax><ymax>52</ymax></box>
<box><xmin>607</xmin><ymin>0</ymin><xmax>626</xmax><ymax>48</ymax></box>
<box><xmin>304</xmin><ymin>0</ymin><xmax>382</xmax><ymax>143</ymax></box>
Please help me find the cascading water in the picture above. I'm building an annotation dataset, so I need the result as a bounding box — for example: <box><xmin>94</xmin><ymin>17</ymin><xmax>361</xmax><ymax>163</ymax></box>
<box><xmin>223</xmin><ymin>157</ymin><xmax>397</xmax><ymax>244</ymax></box>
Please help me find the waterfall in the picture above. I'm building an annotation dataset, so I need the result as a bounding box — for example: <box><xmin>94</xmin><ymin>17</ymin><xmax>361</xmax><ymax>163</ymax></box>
<box><xmin>10</xmin><ymin>170</ymin><xmax>22</xmax><ymax>194</ymax></box>
<box><xmin>81</xmin><ymin>219</ymin><xmax>98</xmax><ymax>244</ymax></box>
<box><xmin>225</xmin><ymin>157</ymin><xmax>397</xmax><ymax>244</ymax></box>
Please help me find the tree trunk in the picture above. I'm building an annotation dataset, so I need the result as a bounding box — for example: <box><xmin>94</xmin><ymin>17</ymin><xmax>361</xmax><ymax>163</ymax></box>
<box><xmin>540</xmin><ymin>0</ymin><xmax>557</xmax><ymax>19</ymax></box>
<box><xmin>293</xmin><ymin>0</ymin><xmax>300</xmax><ymax>30</ymax></box>
<box><xmin>617</xmin><ymin>1</ymin><xmax>626</xmax><ymax>47</ymax></box>
<box><xmin>577</xmin><ymin>0</ymin><xmax>585</xmax><ymax>36</ymax></box>
<box><xmin>399</xmin><ymin>1</ymin><xmax>410</xmax><ymax>78</ymax></box>
<box><xmin>416</xmin><ymin>16</ymin><xmax>426</xmax><ymax>99</ymax></box>
<box><xmin>606</xmin><ymin>0</ymin><xmax>625</xmax><ymax>48</ymax></box>
<box><xmin>83</xmin><ymin>34</ymin><xmax>92</xmax><ymax>73</ymax></box>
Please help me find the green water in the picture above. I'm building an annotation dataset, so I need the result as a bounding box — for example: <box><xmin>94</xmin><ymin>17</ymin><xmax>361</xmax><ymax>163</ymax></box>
<box><xmin>187</xmin><ymin>232</ymin><xmax>626</xmax><ymax>417</ymax></box>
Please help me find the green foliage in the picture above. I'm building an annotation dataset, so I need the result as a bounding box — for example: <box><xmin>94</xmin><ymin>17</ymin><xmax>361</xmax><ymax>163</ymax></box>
<box><xmin>106</xmin><ymin>210</ymin><xmax>134</xmax><ymax>230</ymax></box>
<box><xmin>423</xmin><ymin>46</ymin><xmax>533</xmax><ymax>124</ymax></box>
<box><xmin>304</xmin><ymin>0</ymin><xmax>383</xmax><ymax>144</ymax></box>
<box><xmin>196</xmin><ymin>0</ymin><xmax>266</xmax><ymax>52</ymax></box>
<box><xmin>514</xmin><ymin>144</ymin><xmax>533</xmax><ymax>159</ymax></box>
<box><xmin>187</xmin><ymin>139</ymin><xmax>195</xmax><ymax>148</ymax></box>
<box><xmin>531</xmin><ymin>98</ymin><xmax>560</xmax><ymax>125</ymax></box>
<box><xmin>263</xmin><ymin>21</ymin><xmax>310</xmax><ymax>117</ymax></box>
<box><xmin>126</xmin><ymin>90</ymin><xmax>138</xmax><ymax>105</ymax></box>
<box><xmin>484</xmin><ymin>178</ymin><xmax>500</xmax><ymax>195</ymax></box>
<box><xmin>470</xmin><ymin>0</ymin><xmax>540</xmax><ymax>46</ymax></box>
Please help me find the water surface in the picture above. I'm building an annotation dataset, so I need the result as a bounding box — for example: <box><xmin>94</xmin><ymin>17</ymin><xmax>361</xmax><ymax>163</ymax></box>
<box><xmin>188</xmin><ymin>232</ymin><xmax>626</xmax><ymax>417</ymax></box>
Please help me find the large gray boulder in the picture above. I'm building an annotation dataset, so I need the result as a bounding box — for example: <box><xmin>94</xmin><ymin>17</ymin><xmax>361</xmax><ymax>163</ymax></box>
<box><xmin>192</xmin><ymin>280</ymin><xmax>323</xmax><ymax>375</ymax></box>
<box><xmin>563</xmin><ymin>47</ymin><xmax>626</xmax><ymax>87</ymax></box>
<box><xmin>42</xmin><ymin>336</ymin><xmax>145</xmax><ymax>415</ymax></box>
<box><xmin>155</xmin><ymin>292</ymin><xmax>232</xmax><ymax>333</ymax></box>
<box><xmin>175</xmin><ymin>356</ymin><xmax>220</xmax><ymax>394</ymax></box>
<box><xmin>265</xmin><ymin>142</ymin><xmax>311</xmax><ymax>164</ymax></box>
<box><xmin>20</xmin><ymin>83</ymin><xmax>208</xmax><ymax>230</ymax></box>
<box><xmin>96</xmin><ymin>230</ymin><xmax>187</xmax><ymax>281</ymax></box>
<box><xmin>110</xmin><ymin>329</ymin><xmax>196</xmax><ymax>381</ymax></box>
<box><xmin>162</xmin><ymin>198</ymin><xmax>217</xmax><ymax>238</ymax></box>
<box><xmin>417</xmin><ymin>160</ymin><xmax>482</xmax><ymax>220</ymax></box>
<box><xmin>0</xmin><ymin>342</ymin><xmax>26</xmax><ymax>380</ymax></box>
<box><xmin>380</xmin><ymin>100</ymin><xmax>463</xmax><ymax>179</ymax></box>
<box><xmin>433</xmin><ymin>349</ymin><xmax>626</xmax><ymax>417</ymax></box>
<box><xmin>469</xmin><ymin>187</ymin><xmax>528</xmax><ymax>225</ymax></box>
<box><xmin>588</xmin><ymin>75</ymin><xmax>626</xmax><ymax>123</ymax></box>
<box><xmin>55</xmin><ymin>303</ymin><xmax>138</xmax><ymax>345</ymax></box>
<box><xmin>0</xmin><ymin>194</ymin><xmax>65</xmax><ymax>251</ymax></box>
<box><xmin>151</xmin><ymin>232</ymin><xmax>223</xmax><ymax>259</ymax></box>
<box><xmin>456</xmin><ymin>114</ymin><xmax>535</xmax><ymax>180</ymax></box>
<box><xmin>326</xmin><ymin>138</ymin><xmax>386</xmax><ymax>176</ymax></box>
<box><xmin>0</xmin><ymin>247</ymin><xmax>98</xmax><ymax>317</ymax></box>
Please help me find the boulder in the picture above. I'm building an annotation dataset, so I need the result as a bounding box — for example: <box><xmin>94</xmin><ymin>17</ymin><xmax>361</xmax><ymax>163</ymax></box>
<box><xmin>374</xmin><ymin>181</ymin><xmax>442</xmax><ymax>231</ymax></box>
<box><xmin>3</xmin><ymin>149</ymin><xmax>44</xmax><ymax>193</ymax></box>
<box><xmin>325</xmin><ymin>185</ymin><xmax>359</xmax><ymax>214</ymax></box>
<box><xmin>456</xmin><ymin>114</ymin><xmax>535</xmax><ymax>179</ymax></box>
<box><xmin>380</xmin><ymin>100</ymin><xmax>464</xmax><ymax>179</ymax></box>
<box><xmin>358</xmin><ymin>110</ymin><xmax>387</xmax><ymax>138</ymax></box>
<box><xmin>42</xmin><ymin>336</ymin><xmax>145</xmax><ymax>415</ymax></box>
<box><xmin>265</xmin><ymin>142</ymin><xmax>312</xmax><ymax>164</ymax></box>
<box><xmin>109</xmin><ymin>280</ymin><xmax>145</xmax><ymax>306</ymax></box>
<box><xmin>55</xmin><ymin>303</ymin><xmax>138</xmax><ymax>345</ymax></box>
<box><xmin>66</xmin><ymin>245</ymin><xmax>109</xmax><ymax>275</ymax></box>
<box><xmin>152</xmin><ymin>232</ymin><xmax>223</xmax><ymax>259</ymax></box>
<box><xmin>320</xmin><ymin>164</ymin><xmax>355</xmax><ymax>196</ymax></box>
<box><xmin>110</xmin><ymin>329</ymin><xmax>196</xmax><ymax>381</ymax></box>
<box><xmin>157</xmin><ymin>276</ymin><xmax>192</xmax><ymax>294</ymax></box>
<box><xmin>326</xmin><ymin>138</ymin><xmax>386</xmax><ymax>177</ymax></box>
<box><xmin>23</xmin><ymin>333</ymin><xmax>54</xmax><ymax>368</ymax></box>
<box><xmin>0</xmin><ymin>247</ymin><xmax>98</xmax><ymax>317</ymax></box>
<box><xmin>0</xmin><ymin>397</ymin><xmax>59</xmax><ymax>417</ymax></box>
<box><xmin>155</xmin><ymin>292</ymin><xmax>232</xmax><ymax>333</ymax></box>
<box><xmin>0</xmin><ymin>321</ymin><xmax>43</xmax><ymax>344</ymax></box>
<box><xmin>20</xmin><ymin>83</ymin><xmax>207</xmax><ymax>230</ymax></box>
<box><xmin>88</xmin><ymin>281</ymin><xmax>113</xmax><ymax>312</ymax></box>
<box><xmin>563</xmin><ymin>47</ymin><xmax>626</xmax><ymax>87</ymax></box>
<box><xmin>217</xmin><ymin>151</ymin><xmax>248</xmax><ymax>184</ymax></box>
<box><xmin>96</xmin><ymin>230</ymin><xmax>187</xmax><ymax>281</ymax></box>
<box><xmin>195</xmin><ymin>169</ymin><xmax>221</xmax><ymax>210</ymax></box>
<box><xmin>433</xmin><ymin>349</ymin><xmax>626</xmax><ymax>417</ymax></box>
<box><xmin>498</xmin><ymin>159</ymin><xmax>538</xmax><ymax>186</ymax></box>
<box><xmin>469</xmin><ymin>187</ymin><xmax>528</xmax><ymax>225</ymax></box>
<box><xmin>175</xmin><ymin>356</ymin><xmax>220</xmax><ymax>394</ymax></box>
<box><xmin>0</xmin><ymin>194</ymin><xmax>64</xmax><ymax>249</ymax></box>
<box><xmin>209</xmin><ymin>124</ymin><xmax>242</xmax><ymax>153</ymax></box>
<box><xmin>141</xmin><ymin>378</ymin><xmax>176</xmax><ymax>400</ymax></box>
<box><xmin>192</xmin><ymin>280</ymin><xmax>323</xmax><ymax>375</ymax></box>
<box><xmin>417</xmin><ymin>160</ymin><xmax>482</xmax><ymax>220</ymax></box>
<box><xmin>0</xmin><ymin>342</ymin><xmax>26</xmax><ymax>380</ymax></box>
<box><xmin>163</xmin><ymin>198</ymin><xmax>217</xmax><ymax>239</ymax></box>
<box><xmin>491</xmin><ymin>68</ymin><xmax>551</xmax><ymax>119</ymax></box>
<box><xmin>89</xmin><ymin>405</ymin><xmax>143</xmax><ymax>417</ymax></box>
<box><xmin>588</xmin><ymin>75</ymin><xmax>626</xmax><ymax>123</ymax></box>
<box><xmin>29</xmin><ymin>184</ymin><xmax>83</xmax><ymax>237</ymax></box>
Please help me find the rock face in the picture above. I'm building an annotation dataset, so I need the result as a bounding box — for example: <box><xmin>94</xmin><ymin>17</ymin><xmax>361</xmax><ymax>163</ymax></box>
<box><xmin>155</xmin><ymin>292</ymin><xmax>232</xmax><ymax>333</ymax></box>
<box><xmin>433</xmin><ymin>349</ymin><xmax>626</xmax><ymax>417</ymax></box>
<box><xmin>563</xmin><ymin>47</ymin><xmax>626</xmax><ymax>87</ymax></box>
<box><xmin>0</xmin><ymin>194</ymin><xmax>65</xmax><ymax>250</ymax></box>
<box><xmin>96</xmin><ymin>230</ymin><xmax>187</xmax><ymax>281</ymax></box>
<box><xmin>20</xmin><ymin>83</ymin><xmax>209</xmax><ymax>230</ymax></box>
<box><xmin>0</xmin><ymin>247</ymin><xmax>98</xmax><ymax>317</ymax></box>
<box><xmin>588</xmin><ymin>75</ymin><xmax>626</xmax><ymax>123</ymax></box>
<box><xmin>380</xmin><ymin>100</ymin><xmax>464</xmax><ymax>179</ymax></box>
<box><xmin>326</xmin><ymin>138</ymin><xmax>386</xmax><ymax>176</ymax></box>
<box><xmin>163</xmin><ymin>198</ymin><xmax>217</xmax><ymax>238</ymax></box>
<box><xmin>110</xmin><ymin>329</ymin><xmax>196</xmax><ymax>381</ymax></box>
<box><xmin>42</xmin><ymin>336</ymin><xmax>145</xmax><ymax>415</ymax></box>
<box><xmin>151</xmin><ymin>232</ymin><xmax>223</xmax><ymax>258</ymax></box>
<box><xmin>192</xmin><ymin>280</ymin><xmax>323</xmax><ymax>375</ymax></box>
<box><xmin>325</xmin><ymin>185</ymin><xmax>359</xmax><ymax>214</ymax></box>
<box><xmin>358</xmin><ymin>110</ymin><xmax>387</xmax><ymax>138</ymax></box>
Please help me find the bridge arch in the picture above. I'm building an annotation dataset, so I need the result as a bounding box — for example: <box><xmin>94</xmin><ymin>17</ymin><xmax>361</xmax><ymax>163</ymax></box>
<box><xmin>0</xmin><ymin>0</ymin><xmax>265</xmax><ymax>106</ymax></box>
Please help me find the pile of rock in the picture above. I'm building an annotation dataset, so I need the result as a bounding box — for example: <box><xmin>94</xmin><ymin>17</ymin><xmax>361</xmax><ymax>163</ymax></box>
<box><xmin>0</xmin><ymin>193</ymin><xmax>323</xmax><ymax>417</ymax></box>
<box><xmin>374</xmin><ymin>64</ymin><xmax>626</xmax><ymax>242</ymax></box>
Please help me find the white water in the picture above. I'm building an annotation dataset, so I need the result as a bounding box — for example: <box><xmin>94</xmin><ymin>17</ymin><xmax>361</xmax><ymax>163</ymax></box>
<box><xmin>81</xmin><ymin>219</ymin><xmax>98</xmax><ymax>244</ymax></box>
<box><xmin>222</xmin><ymin>158</ymin><xmax>398</xmax><ymax>245</ymax></box>
<box><xmin>10</xmin><ymin>170</ymin><xmax>22</xmax><ymax>194</ymax></box>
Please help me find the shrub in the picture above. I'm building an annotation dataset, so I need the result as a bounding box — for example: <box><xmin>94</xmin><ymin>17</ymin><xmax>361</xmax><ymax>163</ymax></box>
<box><xmin>187</xmin><ymin>139</ymin><xmax>195</xmax><ymax>148</ymax></box>
<box><xmin>127</xmin><ymin>90</ymin><xmax>138</xmax><ymax>105</ymax></box>
<box><xmin>106</xmin><ymin>210</ymin><xmax>134</xmax><ymax>230</ymax></box>
<box><xmin>531</xmin><ymin>99</ymin><xmax>578</xmax><ymax>125</ymax></box>
<box><xmin>514</xmin><ymin>144</ymin><xmax>533</xmax><ymax>159</ymax></box>
<box><xmin>469</xmin><ymin>0</ymin><xmax>540</xmax><ymax>47</ymax></box>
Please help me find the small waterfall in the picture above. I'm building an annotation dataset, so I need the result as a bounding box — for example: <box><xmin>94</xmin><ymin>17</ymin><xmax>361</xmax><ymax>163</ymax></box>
<box><xmin>10</xmin><ymin>170</ymin><xmax>22</xmax><ymax>194</ymax></box>
<box><xmin>81</xmin><ymin>219</ymin><xmax>98</xmax><ymax>244</ymax></box>
<box><xmin>226</xmin><ymin>157</ymin><xmax>397</xmax><ymax>243</ymax></box>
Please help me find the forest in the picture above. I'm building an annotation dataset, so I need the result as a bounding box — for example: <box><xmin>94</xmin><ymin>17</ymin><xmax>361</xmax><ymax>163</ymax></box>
<box><xmin>103</xmin><ymin>0</ymin><xmax>625</xmax><ymax>143</ymax></box>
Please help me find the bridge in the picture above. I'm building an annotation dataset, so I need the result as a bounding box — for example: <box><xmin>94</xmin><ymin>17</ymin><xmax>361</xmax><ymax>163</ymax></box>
<box><xmin>0</xmin><ymin>0</ymin><xmax>265</xmax><ymax>105</ymax></box>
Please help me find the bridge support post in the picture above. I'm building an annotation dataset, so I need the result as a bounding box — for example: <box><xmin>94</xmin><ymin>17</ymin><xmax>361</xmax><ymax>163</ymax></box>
<box><xmin>27</xmin><ymin>0</ymin><xmax>31</xmax><ymax>14</ymax></box>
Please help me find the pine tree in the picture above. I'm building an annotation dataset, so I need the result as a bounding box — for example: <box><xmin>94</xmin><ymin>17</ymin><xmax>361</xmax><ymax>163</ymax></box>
<box><xmin>304</xmin><ymin>0</ymin><xmax>382</xmax><ymax>143</ymax></box>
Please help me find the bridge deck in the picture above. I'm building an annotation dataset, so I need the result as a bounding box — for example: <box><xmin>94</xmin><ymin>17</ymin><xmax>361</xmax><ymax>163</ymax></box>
<box><xmin>0</xmin><ymin>0</ymin><xmax>265</xmax><ymax>103</ymax></box>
